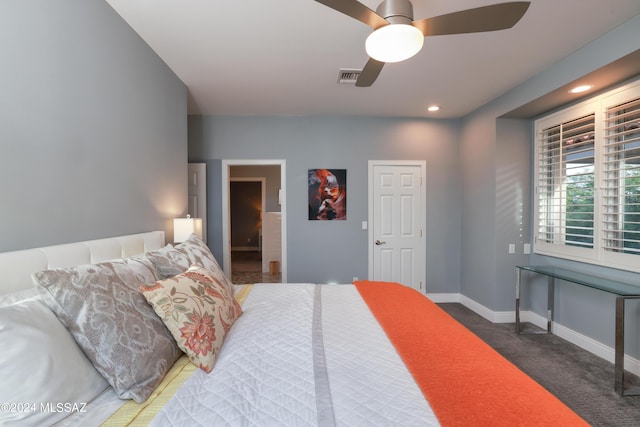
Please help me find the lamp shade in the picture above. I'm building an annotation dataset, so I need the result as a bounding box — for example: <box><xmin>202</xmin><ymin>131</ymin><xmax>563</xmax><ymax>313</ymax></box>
<box><xmin>173</xmin><ymin>216</ymin><xmax>203</xmax><ymax>243</ymax></box>
<box><xmin>365</xmin><ymin>24</ymin><xmax>424</xmax><ymax>63</ymax></box>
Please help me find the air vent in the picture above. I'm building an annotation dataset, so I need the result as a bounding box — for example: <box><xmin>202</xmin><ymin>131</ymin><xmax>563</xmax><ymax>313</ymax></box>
<box><xmin>337</xmin><ymin>68</ymin><xmax>362</xmax><ymax>84</ymax></box>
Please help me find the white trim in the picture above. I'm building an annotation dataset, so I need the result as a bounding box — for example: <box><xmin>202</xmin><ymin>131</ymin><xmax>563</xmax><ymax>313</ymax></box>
<box><xmin>188</xmin><ymin>163</ymin><xmax>208</xmax><ymax>243</ymax></box>
<box><xmin>222</xmin><ymin>159</ymin><xmax>287</xmax><ymax>282</ymax></box>
<box><xmin>368</xmin><ymin>160</ymin><xmax>427</xmax><ymax>292</ymax></box>
<box><xmin>428</xmin><ymin>293</ymin><xmax>514</xmax><ymax>323</ymax></box>
<box><xmin>523</xmin><ymin>310</ymin><xmax>640</xmax><ymax>376</ymax></box>
<box><xmin>460</xmin><ymin>295</ymin><xmax>514</xmax><ymax>324</ymax></box>
<box><xmin>426</xmin><ymin>293</ymin><xmax>460</xmax><ymax>303</ymax></box>
<box><xmin>433</xmin><ymin>293</ymin><xmax>640</xmax><ymax>378</ymax></box>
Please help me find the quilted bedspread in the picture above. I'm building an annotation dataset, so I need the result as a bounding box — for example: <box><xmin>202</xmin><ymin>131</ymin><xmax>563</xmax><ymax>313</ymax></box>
<box><xmin>150</xmin><ymin>283</ymin><xmax>438</xmax><ymax>426</ymax></box>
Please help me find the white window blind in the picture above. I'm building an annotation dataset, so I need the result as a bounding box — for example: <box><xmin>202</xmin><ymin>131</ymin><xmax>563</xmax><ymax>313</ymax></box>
<box><xmin>536</xmin><ymin>114</ymin><xmax>595</xmax><ymax>250</ymax></box>
<box><xmin>534</xmin><ymin>79</ymin><xmax>640</xmax><ymax>271</ymax></box>
<box><xmin>602</xmin><ymin>97</ymin><xmax>640</xmax><ymax>255</ymax></box>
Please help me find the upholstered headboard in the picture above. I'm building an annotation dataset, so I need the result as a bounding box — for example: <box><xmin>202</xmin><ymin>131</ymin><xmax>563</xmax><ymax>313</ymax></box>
<box><xmin>0</xmin><ymin>231</ymin><xmax>165</xmax><ymax>296</ymax></box>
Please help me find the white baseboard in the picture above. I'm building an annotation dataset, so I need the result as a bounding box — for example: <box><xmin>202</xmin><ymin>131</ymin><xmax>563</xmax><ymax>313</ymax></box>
<box><xmin>426</xmin><ymin>293</ymin><xmax>460</xmax><ymax>303</ymax></box>
<box><xmin>426</xmin><ymin>293</ymin><xmax>512</xmax><ymax>323</ymax></box>
<box><xmin>426</xmin><ymin>292</ymin><xmax>640</xmax><ymax>378</ymax></box>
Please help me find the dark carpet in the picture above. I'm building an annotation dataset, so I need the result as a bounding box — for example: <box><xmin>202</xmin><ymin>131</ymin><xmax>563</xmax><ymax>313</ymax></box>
<box><xmin>438</xmin><ymin>303</ymin><xmax>640</xmax><ymax>426</ymax></box>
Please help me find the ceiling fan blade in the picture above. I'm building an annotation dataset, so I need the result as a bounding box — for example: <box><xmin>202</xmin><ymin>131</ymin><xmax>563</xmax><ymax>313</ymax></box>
<box><xmin>356</xmin><ymin>58</ymin><xmax>385</xmax><ymax>87</ymax></box>
<box><xmin>315</xmin><ymin>0</ymin><xmax>388</xmax><ymax>29</ymax></box>
<box><xmin>413</xmin><ymin>2</ymin><xmax>530</xmax><ymax>37</ymax></box>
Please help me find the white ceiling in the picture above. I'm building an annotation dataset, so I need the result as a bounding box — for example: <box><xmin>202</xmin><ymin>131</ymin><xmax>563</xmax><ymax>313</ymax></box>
<box><xmin>105</xmin><ymin>0</ymin><xmax>640</xmax><ymax>118</ymax></box>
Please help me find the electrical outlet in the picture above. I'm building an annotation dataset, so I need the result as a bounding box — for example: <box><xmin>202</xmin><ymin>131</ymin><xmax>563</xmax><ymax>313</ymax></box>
<box><xmin>353</xmin><ymin>277</ymin><xmax>359</xmax><ymax>282</ymax></box>
<box><xmin>508</xmin><ymin>243</ymin><xmax>515</xmax><ymax>254</ymax></box>
<box><xmin>524</xmin><ymin>243</ymin><xmax>531</xmax><ymax>254</ymax></box>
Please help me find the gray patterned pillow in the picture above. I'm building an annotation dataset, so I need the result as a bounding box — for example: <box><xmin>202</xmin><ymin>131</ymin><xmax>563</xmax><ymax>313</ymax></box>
<box><xmin>144</xmin><ymin>244</ymin><xmax>190</xmax><ymax>279</ymax></box>
<box><xmin>33</xmin><ymin>256</ymin><xmax>182</xmax><ymax>403</ymax></box>
<box><xmin>147</xmin><ymin>234</ymin><xmax>234</xmax><ymax>295</ymax></box>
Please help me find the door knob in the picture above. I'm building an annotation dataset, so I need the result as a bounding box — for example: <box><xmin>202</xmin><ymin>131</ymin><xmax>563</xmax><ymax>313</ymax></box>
<box><xmin>375</xmin><ymin>240</ymin><xmax>386</xmax><ymax>245</ymax></box>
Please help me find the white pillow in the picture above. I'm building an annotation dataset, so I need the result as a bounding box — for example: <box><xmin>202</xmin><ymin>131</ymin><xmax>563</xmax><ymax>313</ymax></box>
<box><xmin>0</xmin><ymin>288</ymin><xmax>39</xmax><ymax>307</ymax></box>
<box><xmin>0</xmin><ymin>299</ymin><xmax>109</xmax><ymax>427</ymax></box>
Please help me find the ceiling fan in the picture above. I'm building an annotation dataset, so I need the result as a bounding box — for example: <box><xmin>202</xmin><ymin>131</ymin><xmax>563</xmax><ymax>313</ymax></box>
<box><xmin>315</xmin><ymin>0</ymin><xmax>530</xmax><ymax>87</ymax></box>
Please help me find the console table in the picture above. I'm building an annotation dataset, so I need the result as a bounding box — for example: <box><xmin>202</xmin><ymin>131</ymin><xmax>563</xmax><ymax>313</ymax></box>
<box><xmin>515</xmin><ymin>265</ymin><xmax>640</xmax><ymax>396</ymax></box>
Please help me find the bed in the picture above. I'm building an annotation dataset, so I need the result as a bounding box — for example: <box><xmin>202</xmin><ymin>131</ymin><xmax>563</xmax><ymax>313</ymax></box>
<box><xmin>0</xmin><ymin>231</ymin><xmax>588</xmax><ymax>426</ymax></box>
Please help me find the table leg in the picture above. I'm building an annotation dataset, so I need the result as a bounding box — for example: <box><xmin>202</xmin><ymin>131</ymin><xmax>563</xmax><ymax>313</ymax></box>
<box><xmin>615</xmin><ymin>296</ymin><xmax>640</xmax><ymax>396</ymax></box>
<box><xmin>547</xmin><ymin>276</ymin><xmax>554</xmax><ymax>333</ymax></box>
<box><xmin>515</xmin><ymin>268</ymin><xmax>521</xmax><ymax>334</ymax></box>
<box><xmin>615</xmin><ymin>296</ymin><xmax>625</xmax><ymax>395</ymax></box>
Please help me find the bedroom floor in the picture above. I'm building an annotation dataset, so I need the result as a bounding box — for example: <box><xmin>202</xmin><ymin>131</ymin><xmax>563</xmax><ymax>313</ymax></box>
<box><xmin>230</xmin><ymin>251</ymin><xmax>281</xmax><ymax>284</ymax></box>
<box><xmin>439</xmin><ymin>303</ymin><xmax>640</xmax><ymax>427</ymax></box>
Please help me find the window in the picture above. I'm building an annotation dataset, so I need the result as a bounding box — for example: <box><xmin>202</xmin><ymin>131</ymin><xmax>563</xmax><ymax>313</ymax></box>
<box><xmin>534</xmin><ymin>80</ymin><xmax>640</xmax><ymax>272</ymax></box>
<box><xmin>537</xmin><ymin>113</ymin><xmax>595</xmax><ymax>249</ymax></box>
<box><xmin>602</xmin><ymin>97</ymin><xmax>640</xmax><ymax>257</ymax></box>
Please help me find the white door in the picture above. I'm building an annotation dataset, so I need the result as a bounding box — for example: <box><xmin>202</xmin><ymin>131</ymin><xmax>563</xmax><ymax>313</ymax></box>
<box><xmin>369</xmin><ymin>161</ymin><xmax>425</xmax><ymax>292</ymax></box>
<box><xmin>188</xmin><ymin>163</ymin><xmax>207</xmax><ymax>243</ymax></box>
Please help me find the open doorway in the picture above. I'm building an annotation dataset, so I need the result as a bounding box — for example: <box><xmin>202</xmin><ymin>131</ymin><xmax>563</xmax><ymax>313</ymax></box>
<box><xmin>222</xmin><ymin>160</ymin><xmax>286</xmax><ymax>284</ymax></box>
<box><xmin>229</xmin><ymin>178</ymin><xmax>268</xmax><ymax>283</ymax></box>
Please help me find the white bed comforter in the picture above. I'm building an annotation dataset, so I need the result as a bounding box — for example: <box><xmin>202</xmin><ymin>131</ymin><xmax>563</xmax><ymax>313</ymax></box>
<box><xmin>150</xmin><ymin>284</ymin><xmax>439</xmax><ymax>426</ymax></box>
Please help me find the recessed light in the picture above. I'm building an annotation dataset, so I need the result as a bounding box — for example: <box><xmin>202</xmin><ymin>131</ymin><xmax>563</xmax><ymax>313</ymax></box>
<box><xmin>569</xmin><ymin>85</ymin><xmax>592</xmax><ymax>94</ymax></box>
<box><xmin>427</xmin><ymin>105</ymin><xmax>440</xmax><ymax>112</ymax></box>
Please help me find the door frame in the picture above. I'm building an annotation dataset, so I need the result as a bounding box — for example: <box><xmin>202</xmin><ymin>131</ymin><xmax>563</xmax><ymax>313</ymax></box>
<box><xmin>222</xmin><ymin>159</ymin><xmax>287</xmax><ymax>282</ymax></box>
<box><xmin>367</xmin><ymin>160</ymin><xmax>426</xmax><ymax>290</ymax></box>
<box><xmin>188</xmin><ymin>163</ymin><xmax>208</xmax><ymax>243</ymax></box>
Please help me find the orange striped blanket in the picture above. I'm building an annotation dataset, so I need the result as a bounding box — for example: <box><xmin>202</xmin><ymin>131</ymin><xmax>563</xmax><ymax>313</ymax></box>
<box><xmin>354</xmin><ymin>280</ymin><xmax>588</xmax><ymax>426</ymax></box>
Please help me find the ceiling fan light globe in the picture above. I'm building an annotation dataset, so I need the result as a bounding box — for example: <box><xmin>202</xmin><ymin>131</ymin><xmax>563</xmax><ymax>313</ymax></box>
<box><xmin>365</xmin><ymin>24</ymin><xmax>424</xmax><ymax>63</ymax></box>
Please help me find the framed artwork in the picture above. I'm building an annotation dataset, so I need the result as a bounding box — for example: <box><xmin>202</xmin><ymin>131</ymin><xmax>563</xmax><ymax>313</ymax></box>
<box><xmin>308</xmin><ymin>169</ymin><xmax>347</xmax><ymax>220</ymax></box>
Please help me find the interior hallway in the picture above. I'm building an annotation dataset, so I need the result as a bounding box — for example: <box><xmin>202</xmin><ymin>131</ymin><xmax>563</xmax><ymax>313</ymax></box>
<box><xmin>231</xmin><ymin>251</ymin><xmax>282</xmax><ymax>284</ymax></box>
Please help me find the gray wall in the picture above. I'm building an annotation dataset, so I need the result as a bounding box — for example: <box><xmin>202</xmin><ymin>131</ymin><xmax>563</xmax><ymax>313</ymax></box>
<box><xmin>0</xmin><ymin>1</ymin><xmax>188</xmax><ymax>252</ymax></box>
<box><xmin>459</xmin><ymin>115</ymin><xmax>532</xmax><ymax>311</ymax></box>
<box><xmin>189</xmin><ymin>115</ymin><xmax>462</xmax><ymax>290</ymax></box>
<box><xmin>459</xmin><ymin>15</ymin><xmax>640</xmax><ymax>354</ymax></box>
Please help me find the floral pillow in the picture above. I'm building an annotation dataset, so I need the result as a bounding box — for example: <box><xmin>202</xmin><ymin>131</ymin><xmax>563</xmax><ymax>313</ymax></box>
<box><xmin>141</xmin><ymin>266</ymin><xmax>242</xmax><ymax>373</ymax></box>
